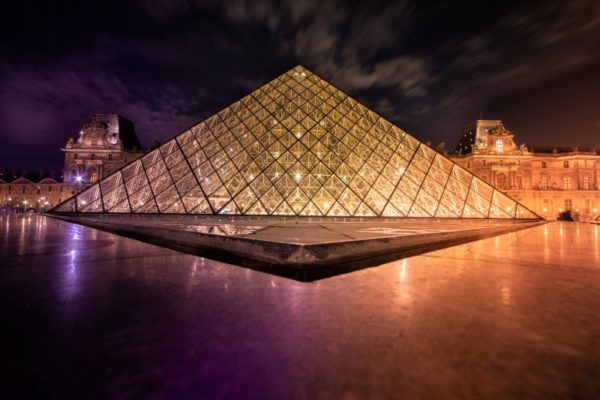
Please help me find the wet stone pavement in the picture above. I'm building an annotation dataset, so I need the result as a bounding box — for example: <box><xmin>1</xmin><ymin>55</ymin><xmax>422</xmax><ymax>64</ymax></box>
<box><xmin>1</xmin><ymin>215</ymin><xmax>599</xmax><ymax>399</ymax></box>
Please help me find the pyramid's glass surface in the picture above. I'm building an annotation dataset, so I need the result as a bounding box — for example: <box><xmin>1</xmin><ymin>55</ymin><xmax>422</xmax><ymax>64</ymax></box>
<box><xmin>52</xmin><ymin>66</ymin><xmax>540</xmax><ymax>219</ymax></box>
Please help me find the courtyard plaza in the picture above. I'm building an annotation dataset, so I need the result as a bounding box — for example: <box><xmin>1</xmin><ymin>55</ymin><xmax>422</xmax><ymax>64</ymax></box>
<box><xmin>1</xmin><ymin>214</ymin><xmax>599</xmax><ymax>398</ymax></box>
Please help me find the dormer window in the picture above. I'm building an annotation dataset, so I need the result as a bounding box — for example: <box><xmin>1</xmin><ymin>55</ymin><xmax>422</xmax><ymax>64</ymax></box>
<box><xmin>495</xmin><ymin>139</ymin><xmax>503</xmax><ymax>153</ymax></box>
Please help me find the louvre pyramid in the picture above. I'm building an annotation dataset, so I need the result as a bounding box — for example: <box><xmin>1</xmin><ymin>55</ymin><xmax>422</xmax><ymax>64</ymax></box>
<box><xmin>52</xmin><ymin>66</ymin><xmax>540</xmax><ymax>219</ymax></box>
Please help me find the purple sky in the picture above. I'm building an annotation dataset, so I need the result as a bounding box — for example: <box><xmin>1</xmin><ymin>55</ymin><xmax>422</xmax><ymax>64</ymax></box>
<box><xmin>1</xmin><ymin>0</ymin><xmax>599</xmax><ymax>169</ymax></box>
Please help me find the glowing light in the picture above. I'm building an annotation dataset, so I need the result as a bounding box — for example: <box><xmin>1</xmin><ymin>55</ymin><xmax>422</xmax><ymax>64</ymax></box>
<box><xmin>81</xmin><ymin>200</ymin><xmax>86</xmax><ymax>205</ymax></box>
<box><xmin>295</xmin><ymin>173</ymin><xmax>302</xmax><ymax>181</ymax></box>
<box><xmin>75</xmin><ymin>176</ymin><xmax>83</xmax><ymax>182</ymax></box>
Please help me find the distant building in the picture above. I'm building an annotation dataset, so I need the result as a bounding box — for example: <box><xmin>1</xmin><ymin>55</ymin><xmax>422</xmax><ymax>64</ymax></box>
<box><xmin>0</xmin><ymin>114</ymin><xmax>144</xmax><ymax>212</ymax></box>
<box><xmin>449</xmin><ymin>120</ymin><xmax>600</xmax><ymax>220</ymax></box>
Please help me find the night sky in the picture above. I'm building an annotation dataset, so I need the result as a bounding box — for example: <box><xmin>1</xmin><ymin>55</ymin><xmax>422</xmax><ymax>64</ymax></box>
<box><xmin>1</xmin><ymin>0</ymin><xmax>599</xmax><ymax>170</ymax></box>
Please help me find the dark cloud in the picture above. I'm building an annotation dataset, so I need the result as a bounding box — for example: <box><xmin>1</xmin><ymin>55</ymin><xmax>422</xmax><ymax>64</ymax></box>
<box><xmin>1</xmin><ymin>0</ymin><xmax>599</xmax><ymax>169</ymax></box>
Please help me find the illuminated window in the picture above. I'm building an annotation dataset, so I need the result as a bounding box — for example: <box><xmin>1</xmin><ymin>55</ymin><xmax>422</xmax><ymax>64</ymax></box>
<box><xmin>565</xmin><ymin>198</ymin><xmax>572</xmax><ymax>211</ymax></box>
<box><xmin>563</xmin><ymin>176</ymin><xmax>571</xmax><ymax>190</ymax></box>
<box><xmin>495</xmin><ymin>139</ymin><xmax>503</xmax><ymax>153</ymax></box>
<box><xmin>582</xmin><ymin>176</ymin><xmax>589</xmax><ymax>190</ymax></box>
<box><xmin>540</xmin><ymin>176</ymin><xmax>548</xmax><ymax>190</ymax></box>
<box><xmin>89</xmin><ymin>171</ymin><xmax>98</xmax><ymax>182</ymax></box>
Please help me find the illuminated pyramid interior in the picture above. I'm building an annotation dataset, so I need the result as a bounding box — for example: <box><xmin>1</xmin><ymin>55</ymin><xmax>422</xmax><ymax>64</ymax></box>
<box><xmin>52</xmin><ymin>66</ymin><xmax>539</xmax><ymax>219</ymax></box>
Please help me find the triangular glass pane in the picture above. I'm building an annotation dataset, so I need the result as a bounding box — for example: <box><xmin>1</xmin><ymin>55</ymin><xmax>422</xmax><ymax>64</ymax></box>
<box><xmin>103</xmin><ymin>184</ymin><xmax>128</xmax><ymax>211</ymax></box>
<box><xmin>76</xmin><ymin>184</ymin><xmax>101</xmax><ymax>210</ymax></box>
<box><xmin>273</xmin><ymin>200</ymin><xmax>294</xmax><ymax>215</ymax></box>
<box><xmin>79</xmin><ymin>198</ymin><xmax>103</xmax><ymax>213</ymax></box>
<box><xmin>130</xmin><ymin>185</ymin><xmax>156</xmax><ymax>212</ymax></box>
<box><xmin>300</xmin><ymin>201</ymin><xmax>322</xmax><ymax>216</ymax></box>
<box><xmin>164</xmin><ymin>199</ymin><xmax>186</xmax><ymax>214</ymax></box>
<box><xmin>462</xmin><ymin>204</ymin><xmax>485</xmax><ymax>218</ymax></box>
<box><xmin>435</xmin><ymin>203</ymin><xmax>459</xmax><ymax>218</ymax></box>
<box><xmin>186</xmin><ymin>191</ymin><xmax>211</xmax><ymax>214</ymax></box>
<box><xmin>247</xmin><ymin>200</ymin><xmax>268</xmax><ymax>216</ymax></box>
<box><xmin>259</xmin><ymin>186</ymin><xmax>284</xmax><ymax>213</ymax></box>
<box><xmin>155</xmin><ymin>186</ymin><xmax>179</xmax><ymax>212</ymax></box>
<box><xmin>313</xmin><ymin>187</ymin><xmax>335</xmax><ymax>214</ymax></box>
<box><xmin>516</xmin><ymin>204</ymin><xmax>539</xmax><ymax>219</ymax></box>
<box><xmin>339</xmin><ymin>188</ymin><xmax>361</xmax><ymax>215</ymax></box>
<box><xmin>355</xmin><ymin>202</ymin><xmax>376</xmax><ymax>217</ymax></box>
<box><xmin>233</xmin><ymin>186</ymin><xmax>258</xmax><ymax>214</ymax></box>
<box><xmin>109</xmin><ymin>199</ymin><xmax>131</xmax><ymax>213</ymax></box>
<box><xmin>327</xmin><ymin>201</ymin><xmax>351</xmax><ymax>217</ymax></box>
<box><xmin>382</xmin><ymin>202</ymin><xmax>405</xmax><ymax>217</ymax></box>
<box><xmin>209</xmin><ymin>186</ymin><xmax>231</xmax><ymax>212</ymax></box>
<box><xmin>408</xmin><ymin>202</ymin><xmax>432</xmax><ymax>217</ymax></box>
<box><xmin>286</xmin><ymin>187</ymin><xmax>310</xmax><ymax>214</ymax></box>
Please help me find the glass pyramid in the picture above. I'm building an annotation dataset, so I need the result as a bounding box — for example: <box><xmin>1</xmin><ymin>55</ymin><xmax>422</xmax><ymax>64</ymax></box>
<box><xmin>52</xmin><ymin>65</ymin><xmax>540</xmax><ymax>219</ymax></box>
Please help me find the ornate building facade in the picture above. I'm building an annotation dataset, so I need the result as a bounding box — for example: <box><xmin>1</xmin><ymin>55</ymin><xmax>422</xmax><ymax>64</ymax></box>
<box><xmin>0</xmin><ymin>114</ymin><xmax>144</xmax><ymax>211</ymax></box>
<box><xmin>449</xmin><ymin>120</ymin><xmax>600</xmax><ymax>220</ymax></box>
<box><xmin>63</xmin><ymin>114</ymin><xmax>144</xmax><ymax>184</ymax></box>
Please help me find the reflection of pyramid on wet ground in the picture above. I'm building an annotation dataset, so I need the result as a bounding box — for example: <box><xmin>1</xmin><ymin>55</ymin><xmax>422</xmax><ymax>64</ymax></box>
<box><xmin>52</xmin><ymin>65</ymin><xmax>540</xmax><ymax>219</ymax></box>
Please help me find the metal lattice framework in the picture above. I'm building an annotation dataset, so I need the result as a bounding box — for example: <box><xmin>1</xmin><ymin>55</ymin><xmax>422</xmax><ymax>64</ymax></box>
<box><xmin>52</xmin><ymin>65</ymin><xmax>540</xmax><ymax>219</ymax></box>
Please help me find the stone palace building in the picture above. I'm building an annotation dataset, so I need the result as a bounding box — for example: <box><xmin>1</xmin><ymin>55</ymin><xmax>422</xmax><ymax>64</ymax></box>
<box><xmin>0</xmin><ymin>114</ymin><xmax>144</xmax><ymax>211</ymax></box>
<box><xmin>449</xmin><ymin>120</ymin><xmax>600</xmax><ymax>220</ymax></box>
